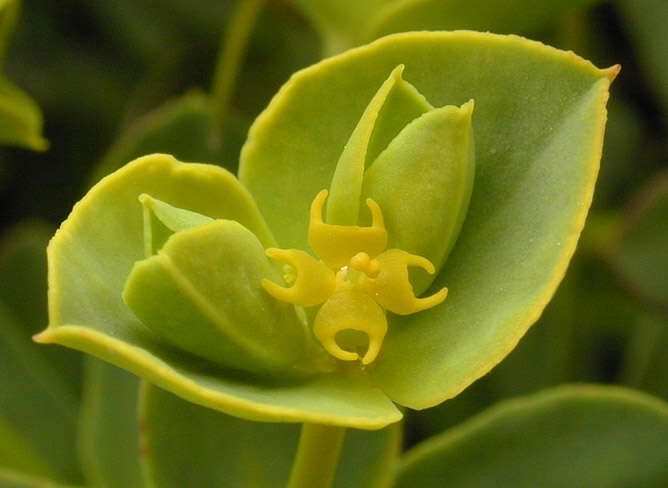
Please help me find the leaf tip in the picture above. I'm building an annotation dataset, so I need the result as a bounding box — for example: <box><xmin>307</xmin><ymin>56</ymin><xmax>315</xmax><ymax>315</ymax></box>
<box><xmin>604</xmin><ymin>64</ymin><xmax>621</xmax><ymax>82</ymax></box>
<box><xmin>32</xmin><ymin>330</ymin><xmax>52</xmax><ymax>344</ymax></box>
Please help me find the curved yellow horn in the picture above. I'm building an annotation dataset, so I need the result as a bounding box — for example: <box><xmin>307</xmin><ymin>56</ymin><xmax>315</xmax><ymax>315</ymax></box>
<box><xmin>308</xmin><ymin>189</ymin><xmax>388</xmax><ymax>269</ymax></box>
<box><xmin>358</xmin><ymin>249</ymin><xmax>448</xmax><ymax>315</ymax></box>
<box><xmin>262</xmin><ymin>248</ymin><xmax>335</xmax><ymax>307</ymax></box>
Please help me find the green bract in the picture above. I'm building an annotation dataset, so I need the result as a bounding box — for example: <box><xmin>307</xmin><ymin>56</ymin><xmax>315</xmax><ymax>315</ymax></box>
<box><xmin>36</xmin><ymin>32</ymin><xmax>616</xmax><ymax>429</ymax></box>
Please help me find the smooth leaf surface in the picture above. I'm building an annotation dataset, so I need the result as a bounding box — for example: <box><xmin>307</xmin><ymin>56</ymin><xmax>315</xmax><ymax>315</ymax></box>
<box><xmin>327</xmin><ymin>64</ymin><xmax>403</xmax><ymax>225</ymax></box>
<box><xmin>140</xmin><ymin>383</ymin><xmax>401</xmax><ymax>488</ymax></box>
<box><xmin>38</xmin><ymin>154</ymin><xmax>400</xmax><ymax>429</ymax></box>
<box><xmin>240</xmin><ymin>31</ymin><xmax>616</xmax><ymax>408</ymax></box>
<box><xmin>124</xmin><ymin>219</ymin><xmax>306</xmax><ymax>374</ymax></box>
<box><xmin>77</xmin><ymin>359</ymin><xmax>142</xmax><ymax>488</ymax></box>
<box><xmin>394</xmin><ymin>385</ymin><xmax>668</xmax><ymax>487</ymax></box>
<box><xmin>0</xmin><ymin>224</ymin><xmax>81</xmax><ymax>483</ymax></box>
<box><xmin>139</xmin><ymin>194</ymin><xmax>214</xmax><ymax>257</ymax></box>
<box><xmin>363</xmin><ymin>100</ymin><xmax>474</xmax><ymax>293</ymax></box>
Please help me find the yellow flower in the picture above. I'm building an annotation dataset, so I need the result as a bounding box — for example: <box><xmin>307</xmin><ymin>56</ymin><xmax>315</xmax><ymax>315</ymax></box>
<box><xmin>262</xmin><ymin>189</ymin><xmax>447</xmax><ymax>364</ymax></box>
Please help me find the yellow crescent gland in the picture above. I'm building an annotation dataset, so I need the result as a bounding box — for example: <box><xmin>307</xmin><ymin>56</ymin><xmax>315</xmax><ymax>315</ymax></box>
<box><xmin>308</xmin><ymin>189</ymin><xmax>387</xmax><ymax>269</ymax></box>
<box><xmin>313</xmin><ymin>288</ymin><xmax>388</xmax><ymax>365</ymax></box>
<box><xmin>357</xmin><ymin>249</ymin><xmax>448</xmax><ymax>316</ymax></box>
<box><xmin>262</xmin><ymin>248</ymin><xmax>336</xmax><ymax>307</ymax></box>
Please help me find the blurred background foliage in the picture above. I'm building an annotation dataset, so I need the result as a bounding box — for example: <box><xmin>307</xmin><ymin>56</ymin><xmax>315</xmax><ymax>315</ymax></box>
<box><xmin>0</xmin><ymin>0</ymin><xmax>666</xmax><ymax>486</ymax></box>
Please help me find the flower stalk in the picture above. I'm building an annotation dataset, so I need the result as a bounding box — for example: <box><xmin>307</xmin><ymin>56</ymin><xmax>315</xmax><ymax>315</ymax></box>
<box><xmin>287</xmin><ymin>423</ymin><xmax>346</xmax><ymax>488</ymax></box>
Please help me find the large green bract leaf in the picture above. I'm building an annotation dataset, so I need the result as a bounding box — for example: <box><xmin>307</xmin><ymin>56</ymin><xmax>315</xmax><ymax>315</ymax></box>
<box><xmin>39</xmin><ymin>32</ymin><xmax>613</xmax><ymax>428</ymax></box>
<box><xmin>37</xmin><ymin>153</ymin><xmax>400</xmax><ymax>429</ymax></box>
<box><xmin>240</xmin><ymin>31</ymin><xmax>616</xmax><ymax>409</ymax></box>
<box><xmin>393</xmin><ymin>385</ymin><xmax>668</xmax><ymax>487</ymax></box>
<box><xmin>140</xmin><ymin>383</ymin><xmax>401</xmax><ymax>488</ymax></box>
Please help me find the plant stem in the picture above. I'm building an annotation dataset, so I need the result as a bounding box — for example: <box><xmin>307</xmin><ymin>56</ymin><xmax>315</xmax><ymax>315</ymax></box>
<box><xmin>287</xmin><ymin>423</ymin><xmax>346</xmax><ymax>488</ymax></box>
<box><xmin>209</xmin><ymin>0</ymin><xmax>265</xmax><ymax>147</ymax></box>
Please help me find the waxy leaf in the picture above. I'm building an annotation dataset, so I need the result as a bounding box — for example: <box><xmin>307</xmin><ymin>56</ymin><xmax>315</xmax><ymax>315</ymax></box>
<box><xmin>0</xmin><ymin>78</ymin><xmax>47</xmax><ymax>151</ymax></box>
<box><xmin>39</xmin><ymin>32</ymin><xmax>614</xmax><ymax>428</ymax></box>
<box><xmin>140</xmin><ymin>383</ymin><xmax>401</xmax><ymax>488</ymax></box>
<box><xmin>0</xmin><ymin>0</ymin><xmax>47</xmax><ymax>151</ymax></box>
<box><xmin>240</xmin><ymin>32</ymin><xmax>617</xmax><ymax>409</ymax></box>
<box><xmin>139</xmin><ymin>195</ymin><xmax>214</xmax><ymax>258</ymax></box>
<box><xmin>77</xmin><ymin>359</ymin><xmax>142</xmax><ymax>488</ymax></box>
<box><xmin>38</xmin><ymin>154</ymin><xmax>401</xmax><ymax>428</ymax></box>
<box><xmin>293</xmin><ymin>0</ymin><xmax>600</xmax><ymax>55</ymax></box>
<box><xmin>394</xmin><ymin>385</ymin><xmax>668</xmax><ymax>487</ymax></box>
<box><xmin>363</xmin><ymin>100</ymin><xmax>474</xmax><ymax>293</ymax></box>
<box><xmin>368</xmin><ymin>0</ymin><xmax>600</xmax><ymax>45</ymax></box>
<box><xmin>0</xmin><ymin>224</ymin><xmax>81</xmax><ymax>484</ymax></box>
<box><xmin>124</xmin><ymin>219</ymin><xmax>306</xmax><ymax>374</ymax></box>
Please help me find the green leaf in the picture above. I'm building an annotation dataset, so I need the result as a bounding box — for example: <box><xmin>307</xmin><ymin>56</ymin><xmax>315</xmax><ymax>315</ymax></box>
<box><xmin>367</xmin><ymin>0</ymin><xmax>600</xmax><ymax>45</ymax></box>
<box><xmin>290</xmin><ymin>0</ymin><xmax>391</xmax><ymax>56</ymax></box>
<box><xmin>89</xmin><ymin>92</ymin><xmax>246</xmax><ymax>184</ymax></box>
<box><xmin>293</xmin><ymin>0</ymin><xmax>599</xmax><ymax>55</ymax></box>
<box><xmin>610</xmin><ymin>172</ymin><xmax>668</xmax><ymax>307</ymax></box>
<box><xmin>38</xmin><ymin>153</ymin><xmax>400</xmax><ymax>429</ymax></box>
<box><xmin>393</xmin><ymin>385</ymin><xmax>668</xmax><ymax>487</ymax></box>
<box><xmin>239</xmin><ymin>32</ymin><xmax>616</xmax><ymax>408</ymax></box>
<box><xmin>0</xmin><ymin>0</ymin><xmax>47</xmax><ymax>151</ymax></box>
<box><xmin>363</xmin><ymin>100</ymin><xmax>474</xmax><ymax>293</ymax></box>
<box><xmin>327</xmin><ymin>64</ymin><xmax>405</xmax><ymax>225</ymax></box>
<box><xmin>77</xmin><ymin>359</ymin><xmax>142</xmax><ymax>488</ymax></box>
<box><xmin>0</xmin><ymin>224</ymin><xmax>81</xmax><ymax>483</ymax></box>
<box><xmin>139</xmin><ymin>194</ymin><xmax>214</xmax><ymax>257</ymax></box>
<box><xmin>123</xmin><ymin>219</ymin><xmax>306</xmax><ymax>374</ymax></box>
<box><xmin>140</xmin><ymin>382</ymin><xmax>401</xmax><ymax>488</ymax></box>
<box><xmin>0</xmin><ymin>78</ymin><xmax>47</xmax><ymax>151</ymax></box>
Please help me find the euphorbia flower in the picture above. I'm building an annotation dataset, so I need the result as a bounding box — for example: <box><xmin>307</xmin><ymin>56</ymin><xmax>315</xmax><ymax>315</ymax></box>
<box><xmin>35</xmin><ymin>32</ymin><xmax>616</xmax><ymax>429</ymax></box>
<box><xmin>262</xmin><ymin>187</ymin><xmax>448</xmax><ymax>365</ymax></box>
